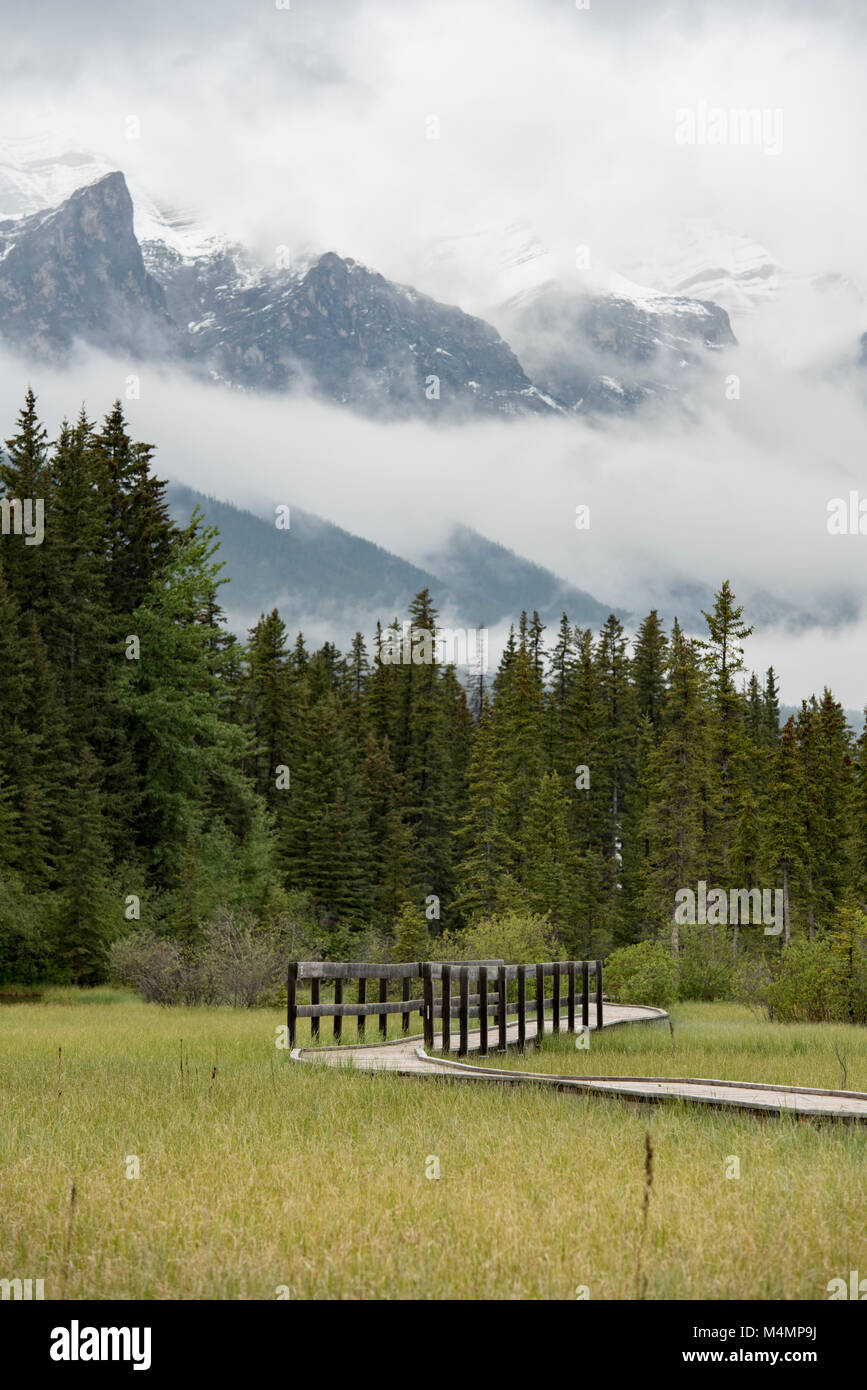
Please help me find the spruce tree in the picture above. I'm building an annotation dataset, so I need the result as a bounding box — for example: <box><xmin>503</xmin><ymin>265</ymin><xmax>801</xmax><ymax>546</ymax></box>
<box><xmin>632</xmin><ymin>609</ymin><xmax>668</xmax><ymax>734</ymax></box>
<box><xmin>761</xmin><ymin>717</ymin><xmax>806</xmax><ymax>944</ymax></box>
<box><xmin>639</xmin><ymin>621</ymin><xmax>711</xmax><ymax>951</ymax></box>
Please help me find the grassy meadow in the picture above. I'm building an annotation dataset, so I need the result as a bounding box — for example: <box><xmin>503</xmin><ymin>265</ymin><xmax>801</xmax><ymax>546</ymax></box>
<box><xmin>1</xmin><ymin>992</ymin><xmax>866</xmax><ymax>1300</ymax></box>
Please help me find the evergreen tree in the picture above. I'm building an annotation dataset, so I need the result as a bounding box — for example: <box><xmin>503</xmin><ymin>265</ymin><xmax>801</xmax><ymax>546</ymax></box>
<box><xmin>632</xmin><ymin>609</ymin><xmax>668</xmax><ymax>734</ymax></box>
<box><xmin>761</xmin><ymin>717</ymin><xmax>806</xmax><ymax>944</ymax></box>
<box><xmin>0</xmin><ymin>388</ymin><xmax>50</xmax><ymax>618</ymax></box>
<box><xmin>763</xmin><ymin>667</ymin><xmax>781</xmax><ymax>745</ymax></box>
<box><xmin>639</xmin><ymin>621</ymin><xmax>711</xmax><ymax>951</ymax></box>
<box><xmin>56</xmin><ymin>746</ymin><xmax>114</xmax><ymax>983</ymax></box>
<box><xmin>454</xmin><ymin>698</ymin><xmax>511</xmax><ymax>919</ymax></box>
<box><xmin>523</xmin><ymin>771</ymin><xmax>577</xmax><ymax>932</ymax></box>
<box><xmin>699</xmin><ymin>580</ymin><xmax>754</xmax><ymax>882</ymax></box>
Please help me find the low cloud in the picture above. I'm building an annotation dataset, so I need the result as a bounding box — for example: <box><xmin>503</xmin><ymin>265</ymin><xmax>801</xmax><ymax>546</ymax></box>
<box><xmin>1</xmin><ymin>306</ymin><xmax>866</xmax><ymax>707</ymax></box>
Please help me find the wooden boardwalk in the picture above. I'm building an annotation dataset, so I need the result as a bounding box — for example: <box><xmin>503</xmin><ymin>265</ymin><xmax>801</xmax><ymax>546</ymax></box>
<box><xmin>292</xmin><ymin>1003</ymin><xmax>867</xmax><ymax>1121</ymax></box>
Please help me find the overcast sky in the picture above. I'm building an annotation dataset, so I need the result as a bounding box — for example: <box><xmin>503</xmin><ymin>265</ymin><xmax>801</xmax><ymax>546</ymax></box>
<box><xmin>3</xmin><ymin>0</ymin><xmax>867</xmax><ymax>284</ymax></box>
<box><xmin>1</xmin><ymin>0</ymin><xmax>866</xmax><ymax>707</ymax></box>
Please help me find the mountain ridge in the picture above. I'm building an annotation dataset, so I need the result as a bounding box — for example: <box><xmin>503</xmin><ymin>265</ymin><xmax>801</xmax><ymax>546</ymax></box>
<box><xmin>0</xmin><ymin>158</ymin><xmax>738</xmax><ymax>420</ymax></box>
<box><xmin>165</xmin><ymin>482</ymin><xmax>621</xmax><ymax>645</ymax></box>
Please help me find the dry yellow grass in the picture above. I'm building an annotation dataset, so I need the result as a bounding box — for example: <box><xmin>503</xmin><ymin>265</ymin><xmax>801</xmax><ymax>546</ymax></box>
<box><xmin>1</xmin><ymin>994</ymin><xmax>865</xmax><ymax>1299</ymax></box>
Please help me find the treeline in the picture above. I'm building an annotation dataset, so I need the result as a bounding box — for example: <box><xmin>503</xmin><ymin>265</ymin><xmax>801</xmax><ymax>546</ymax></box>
<box><xmin>1</xmin><ymin>393</ymin><xmax>866</xmax><ymax>984</ymax></box>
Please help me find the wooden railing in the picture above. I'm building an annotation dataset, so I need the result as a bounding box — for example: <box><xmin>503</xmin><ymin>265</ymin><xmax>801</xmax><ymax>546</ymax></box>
<box><xmin>287</xmin><ymin>961</ymin><xmax>425</xmax><ymax>1046</ymax></box>
<box><xmin>288</xmin><ymin>958</ymin><xmax>603</xmax><ymax>1057</ymax></box>
<box><xmin>422</xmin><ymin>960</ymin><xmax>603</xmax><ymax>1055</ymax></box>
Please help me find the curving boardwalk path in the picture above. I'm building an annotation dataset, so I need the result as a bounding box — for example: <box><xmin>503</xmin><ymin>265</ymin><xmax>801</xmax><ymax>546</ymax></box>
<box><xmin>292</xmin><ymin>1002</ymin><xmax>867</xmax><ymax>1121</ymax></box>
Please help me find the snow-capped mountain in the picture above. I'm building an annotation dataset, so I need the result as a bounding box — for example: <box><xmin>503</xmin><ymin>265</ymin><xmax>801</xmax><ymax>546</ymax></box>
<box><xmin>0</xmin><ymin>171</ymin><xmax>172</xmax><ymax>358</ymax></box>
<box><xmin>0</xmin><ymin>141</ymin><xmax>741</xmax><ymax>419</ymax></box>
<box><xmin>0</xmin><ymin>165</ymin><xmax>558</xmax><ymax>418</ymax></box>
<box><xmin>0</xmin><ymin>136</ymin><xmax>223</xmax><ymax>262</ymax></box>
<box><xmin>420</xmin><ymin>220</ymin><xmax>738</xmax><ymax>412</ymax></box>
<box><xmin>625</xmin><ymin>224</ymin><xmax>784</xmax><ymax>317</ymax></box>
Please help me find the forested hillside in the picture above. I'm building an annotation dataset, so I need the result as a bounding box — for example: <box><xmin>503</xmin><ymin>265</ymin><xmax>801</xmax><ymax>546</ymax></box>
<box><xmin>1</xmin><ymin>393</ymin><xmax>865</xmax><ymax>984</ymax></box>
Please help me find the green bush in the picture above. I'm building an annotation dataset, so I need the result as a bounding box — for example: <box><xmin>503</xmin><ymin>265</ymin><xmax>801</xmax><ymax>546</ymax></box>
<box><xmin>677</xmin><ymin>926</ymin><xmax>734</xmax><ymax>1001</ymax></box>
<box><xmin>431</xmin><ymin>912</ymin><xmax>560</xmax><ymax>964</ymax></box>
<box><xmin>604</xmin><ymin>939</ymin><xmax>679</xmax><ymax>1008</ymax></box>
<box><xmin>829</xmin><ymin>904</ymin><xmax>867</xmax><ymax>1024</ymax></box>
<box><xmin>0</xmin><ymin>882</ymin><xmax>65</xmax><ymax>985</ymax></box>
<box><xmin>734</xmin><ymin>937</ymin><xmax>855</xmax><ymax>1023</ymax></box>
<box><xmin>765</xmin><ymin>939</ymin><xmax>848</xmax><ymax>1023</ymax></box>
<box><xmin>392</xmin><ymin>903</ymin><xmax>429</xmax><ymax>963</ymax></box>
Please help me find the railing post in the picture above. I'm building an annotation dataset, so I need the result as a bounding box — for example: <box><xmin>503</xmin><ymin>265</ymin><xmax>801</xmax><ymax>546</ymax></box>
<box><xmin>552</xmin><ymin>963</ymin><xmax>561</xmax><ymax>1033</ymax></box>
<box><xmin>517</xmin><ymin>965</ymin><xmax>526</xmax><ymax>1048</ymax></box>
<box><xmin>442</xmin><ymin>965</ymin><xmax>451</xmax><ymax>1052</ymax></box>
<box><xmin>333</xmin><ymin>978</ymin><xmax>343</xmax><ymax>1041</ymax></box>
<box><xmin>567</xmin><ymin>961</ymin><xmax>576</xmax><ymax>1033</ymax></box>
<box><xmin>535</xmin><ymin>964</ymin><xmax>545</xmax><ymax>1047</ymax></box>
<box><xmin>310</xmin><ymin>976</ymin><xmax>319</xmax><ymax>1041</ymax></box>
<box><xmin>357</xmin><ymin>976</ymin><xmax>366</xmax><ymax>1039</ymax></box>
<box><xmin>402</xmin><ymin>975</ymin><xmax>411</xmax><ymax>1033</ymax></box>
<box><xmin>379</xmin><ymin>976</ymin><xmax>388</xmax><ymax>1040</ymax></box>
<box><xmin>498</xmin><ymin>964</ymin><xmax>507</xmax><ymax>1051</ymax></box>
<box><xmin>423</xmin><ymin>963</ymin><xmax>434</xmax><ymax>1050</ymax></box>
<box><xmin>479</xmin><ymin>965</ymin><xmax>488</xmax><ymax>1056</ymax></box>
<box><xmin>459</xmin><ymin>966</ymin><xmax>469</xmax><ymax>1057</ymax></box>
<box><xmin>596</xmin><ymin>959</ymin><xmax>604</xmax><ymax>1031</ymax></box>
<box><xmin>287</xmin><ymin>962</ymin><xmax>298</xmax><ymax>1047</ymax></box>
<box><xmin>582</xmin><ymin>960</ymin><xmax>589</xmax><ymax>1031</ymax></box>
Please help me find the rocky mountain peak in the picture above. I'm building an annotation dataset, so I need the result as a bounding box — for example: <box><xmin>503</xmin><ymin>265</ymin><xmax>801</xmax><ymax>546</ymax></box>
<box><xmin>0</xmin><ymin>170</ymin><xmax>170</xmax><ymax>358</ymax></box>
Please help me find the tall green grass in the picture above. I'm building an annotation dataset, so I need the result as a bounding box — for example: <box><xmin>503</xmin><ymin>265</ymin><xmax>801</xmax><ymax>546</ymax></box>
<box><xmin>465</xmin><ymin>1003</ymin><xmax>867</xmax><ymax>1092</ymax></box>
<box><xmin>1</xmin><ymin>997</ymin><xmax>864</xmax><ymax>1299</ymax></box>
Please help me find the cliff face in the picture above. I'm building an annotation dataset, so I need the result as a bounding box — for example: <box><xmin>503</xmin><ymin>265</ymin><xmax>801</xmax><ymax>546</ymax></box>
<box><xmin>0</xmin><ymin>169</ymin><xmax>739</xmax><ymax>420</ymax></box>
<box><xmin>0</xmin><ymin>172</ymin><xmax>170</xmax><ymax>358</ymax></box>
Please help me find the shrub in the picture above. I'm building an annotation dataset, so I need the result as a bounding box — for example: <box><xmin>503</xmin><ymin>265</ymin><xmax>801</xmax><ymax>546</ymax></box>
<box><xmin>109</xmin><ymin>911</ymin><xmax>295</xmax><ymax>1006</ymax></box>
<box><xmin>392</xmin><ymin>903</ymin><xmax>429</xmax><ymax>963</ymax></box>
<box><xmin>431</xmin><ymin>912</ymin><xmax>560</xmax><ymax>964</ymax></box>
<box><xmin>829</xmin><ymin>904</ymin><xmax>867</xmax><ymax>1024</ymax></box>
<box><xmin>108</xmin><ymin>931</ymin><xmax>194</xmax><ymax>1005</ymax></box>
<box><xmin>198</xmin><ymin>910</ymin><xmax>288</xmax><ymax>1007</ymax></box>
<box><xmin>0</xmin><ymin>882</ymin><xmax>65</xmax><ymax>985</ymax></box>
<box><xmin>677</xmin><ymin>926</ymin><xmax>734</xmax><ymax>1001</ymax></box>
<box><xmin>604</xmin><ymin>939</ymin><xmax>679</xmax><ymax>1008</ymax></box>
<box><xmin>732</xmin><ymin>953</ymin><xmax>774</xmax><ymax>1018</ymax></box>
<box><xmin>765</xmin><ymin>939</ymin><xmax>848</xmax><ymax>1023</ymax></box>
<box><xmin>734</xmin><ymin>937</ymin><xmax>854</xmax><ymax>1023</ymax></box>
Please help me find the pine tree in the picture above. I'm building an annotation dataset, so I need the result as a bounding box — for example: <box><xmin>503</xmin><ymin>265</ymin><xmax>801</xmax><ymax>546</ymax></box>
<box><xmin>393</xmin><ymin>901</ymin><xmax>429</xmax><ymax>963</ymax></box>
<box><xmin>490</xmin><ymin>638</ymin><xmax>544</xmax><ymax>883</ymax></box>
<box><xmin>699</xmin><ymin>580</ymin><xmax>754</xmax><ymax>883</ymax></box>
<box><xmin>639</xmin><ymin>621</ymin><xmax>711</xmax><ymax>951</ymax></box>
<box><xmin>594</xmin><ymin>613</ymin><xmax>637</xmax><ymax>932</ymax></box>
<box><xmin>91</xmin><ymin>402</ymin><xmax>173</xmax><ymax>614</ymax></box>
<box><xmin>851</xmin><ymin>709</ymin><xmax>867</xmax><ymax>907</ymax></box>
<box><xmin>0</xmin><ymin>388</ymin><xmax>50</xmax><ymax>618</ymax></box>
<box><xmin>282</xmin><ymin>691</ymin><xmax>367</xmax><ymax>919</ymax></box>
<box><xmin>632</xmin><ymin>609</ymin><xmax>668</xmax><ymax>734</ymax></box>
<box><xmin>562</xmin><ymin>627</ymin><xmax>606</xmax><ymax>850</ymax></box>
<box><xmin>763</xmin><ymin>667</ymin><xmax>781</xmax><ymax>745</ymax></box>
<box><xmin>398</xmin><ymin>591</ymin><xmax>462</xmax><ymax>903</ymax></box>
<box><xmin>523</xmin><ymin>771</ymin><xmax>577</xmax><ymax>932</ymax></box>
<box><xmin>762</xmin><ymin>717</ymin><xmax>806</xmax><ymax>944</ymax></box>
<box><xmin>453</xmin><ymin>698</ymin><xmax>510</xmax><ymax>919</ymax></box>
<box><xmin>56</xmin><ymin>746</ymin><xmax>114</xmax><ymax>983</ymax></box>
<box><xmin>360</xmin><ymin>735</ymin><xmax>415</xmax><ymax>925</ymax></box>
<box><xmin>244</xmin><ymin>609</ymin><xmax>292</xmax><ymax>802</ymax></box>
